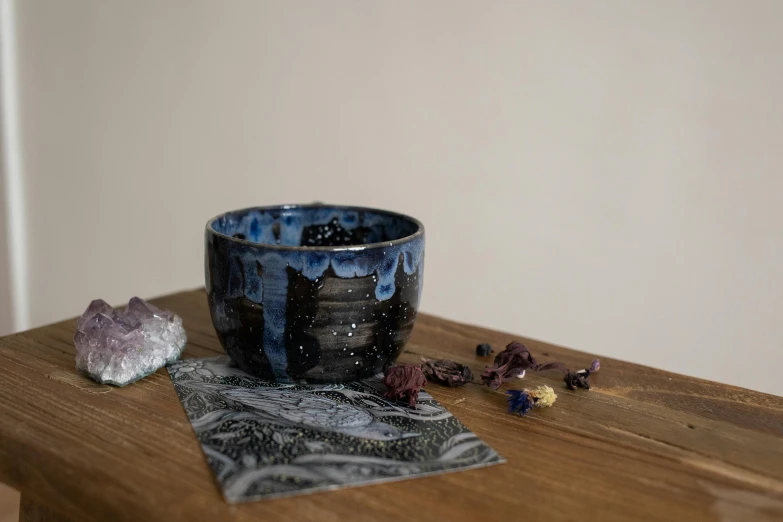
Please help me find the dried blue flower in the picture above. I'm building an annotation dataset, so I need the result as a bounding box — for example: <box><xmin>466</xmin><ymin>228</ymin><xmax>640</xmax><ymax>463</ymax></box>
<box><xmin>506</xmin><ymin>390</ymin><xmax>534</xmax><ymax>416</ymax></box>
<box><xmin>476</xmin><ymin>343</ymin><xmax>494</xmax><ymax>357</ymax></box>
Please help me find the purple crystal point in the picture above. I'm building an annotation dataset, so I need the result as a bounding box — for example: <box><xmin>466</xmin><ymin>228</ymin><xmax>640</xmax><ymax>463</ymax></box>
<box><xmin>76</xmin><ymin>299</ymin><xmax>113</xmax><ymax>330</ymax></box>
<box><xmin>73</xmin><ymin>297</ymin><xmax>187</xmax><ymax>386</ymax></box>
<box><xmin>126</xmin><ymin>296</ymin><xmax>159</xmax><ymax>317</ymax></box>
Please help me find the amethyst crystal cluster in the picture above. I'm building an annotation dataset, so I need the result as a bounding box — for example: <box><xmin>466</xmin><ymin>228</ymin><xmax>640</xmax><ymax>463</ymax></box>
<box><xmin>74</xmin><ymin>297</ymin><xmax>187</xmax><ymax>386</ymax></box>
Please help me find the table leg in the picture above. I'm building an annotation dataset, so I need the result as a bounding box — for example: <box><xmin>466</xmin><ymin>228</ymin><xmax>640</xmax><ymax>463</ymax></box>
<box><xmin>18</xmin><ymin>495</ymin><xmax>74</xmax><ymax>522</ymax></box>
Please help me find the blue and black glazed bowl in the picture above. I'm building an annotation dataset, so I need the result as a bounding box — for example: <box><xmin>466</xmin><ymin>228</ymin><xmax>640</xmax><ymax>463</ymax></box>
<box><xmin>205</xmin><ymin>204</ymin><xmax>425</xmax><ymax>383</ymax></box>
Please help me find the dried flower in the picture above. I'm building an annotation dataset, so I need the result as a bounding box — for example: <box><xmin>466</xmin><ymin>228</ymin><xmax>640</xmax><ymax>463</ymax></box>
<box><xmin>507</xmin><ymin>385</ymin><xmax>557</xmax><ymax>417</ymax></box>
<box><xmin>481</xmin><ymin>341</ymin><xmax>601</xmax><ymax>393</ymax></box>
<box><xmin>506</xmin><ymin>390</ymin><xmax>534</xmax><ymax>416</ymax></box>
<box><xmin>564</xmin><ymin>371</ymin><xmax>587</xmax><ymax>390</ymax></box>
<box><xmin>420</xmin><ymin>358</ymin><xmax>473</xmax><ymax>387</ymax></box>
<box><xmin>565</xmin><ymin>359</ymin><xmax>600</xmax><ymax>390</ymax></box>
<box><xmin>481</xmin><ymin>342</ymin><xmax>568</xmax><ymax>390</ymax></box>
<box><xmin>476</xmin><ymin>343</ymin><xmax>494</xmax><ymax>357</ymax></box>
<box><xmin>383</xmin><ymin>365</ymin><xmax>427</xmax><ymax>407</ymax></box>
<box><xmin>527</xmin><ymin>385</ymin><xmax>557</xmax><ymax>408</ymax></box>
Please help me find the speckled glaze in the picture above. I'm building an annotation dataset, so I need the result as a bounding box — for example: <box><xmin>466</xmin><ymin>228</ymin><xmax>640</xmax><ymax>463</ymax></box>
<box><xmin>205</xmin><ymin>205</ymin><xmax>425</xmax><ymax>383</ymax></box>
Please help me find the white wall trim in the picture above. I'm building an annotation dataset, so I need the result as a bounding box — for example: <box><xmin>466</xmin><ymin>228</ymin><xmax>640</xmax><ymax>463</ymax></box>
<box><xmin>0</xmin><ymin>0</ymin><xmax>29</xmax><ymax>331</ymax></box>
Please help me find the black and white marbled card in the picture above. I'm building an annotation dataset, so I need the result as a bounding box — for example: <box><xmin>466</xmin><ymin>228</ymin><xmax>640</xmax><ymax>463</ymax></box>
<box><xmin>168</xmin><ymin>356</ymin><xmax>504</xmax><ymax>503</ymax></box>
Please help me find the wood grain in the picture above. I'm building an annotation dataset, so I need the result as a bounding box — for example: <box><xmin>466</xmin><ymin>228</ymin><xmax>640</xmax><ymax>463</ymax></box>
<box><xmin>19</xmin><ymin>495</ymin><xmax>72</xmax><ymax>522</ymax></box>
<box><xmin>1</xmin><ymin>289</ymin><xmax>782</xmax><ymax>521</ymax></box>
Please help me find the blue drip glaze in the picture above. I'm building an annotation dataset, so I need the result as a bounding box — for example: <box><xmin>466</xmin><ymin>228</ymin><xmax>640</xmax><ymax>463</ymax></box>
<box><xmin>259</xmin><ymin>254</ymin><xmax>289</xmax><ymax>380</ymax></box>
<box><xmin>279</xmin><ymin>212</ymin><xmax>303</xmax><ymax>246</ymax></box>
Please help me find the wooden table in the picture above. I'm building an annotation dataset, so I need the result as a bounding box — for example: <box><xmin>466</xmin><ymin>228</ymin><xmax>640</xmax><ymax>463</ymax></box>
<box><xmin>1</xmin><ymin>290</ymin><xmax>782</xmax><ymax>521</ymax></box>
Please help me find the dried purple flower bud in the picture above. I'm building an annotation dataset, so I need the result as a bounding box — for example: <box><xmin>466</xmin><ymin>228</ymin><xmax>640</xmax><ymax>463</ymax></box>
<box><xmin>383</xmin><ymin>365</ymin><xmax>427</xmax><ymax>407</ymax></box>
<box><xmin>420</xmin><ymin>357</ymin><xmax>473</xmax><ymax>387</ymax></box>
<box><xmin>565</xmin><ymin>371</ymin><xmax>591</xmax><ymax>390</ymax></box>
<box><xmin>481</xmin><ymin>342</ymin><xmax>568</xmax><ymax>390</ymax></box>
<box><xmin>565</xmin><ymin>359</ymin><xmax>600</xmax><ymax>390</ymax></box>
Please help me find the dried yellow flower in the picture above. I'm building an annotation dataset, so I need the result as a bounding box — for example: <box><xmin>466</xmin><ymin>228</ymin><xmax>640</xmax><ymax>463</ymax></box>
<box><xmin>527</xmin><ymin>385</ymin><xmax>557</xmax><ymax>408</ymax></box>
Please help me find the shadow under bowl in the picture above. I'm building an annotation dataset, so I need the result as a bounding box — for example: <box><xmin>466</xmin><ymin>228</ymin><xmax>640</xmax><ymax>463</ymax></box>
<box><xmin>205</xmin><ymin>204</ymin><xmax>425</xmax><ymax>383</ymax></box>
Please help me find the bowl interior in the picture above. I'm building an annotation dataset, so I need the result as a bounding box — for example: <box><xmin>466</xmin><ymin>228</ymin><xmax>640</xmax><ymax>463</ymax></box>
<box><xmin>209</xmin><ymin>205</ymin><xmax>421</xmax><ymax>248</ymax></box>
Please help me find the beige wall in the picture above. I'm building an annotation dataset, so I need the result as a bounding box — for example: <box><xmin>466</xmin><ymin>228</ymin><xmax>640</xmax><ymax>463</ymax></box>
<box><xmin>0</xmin><ymin>171</ymin><xmax>12</xmax><ymax>336</ymax></box>
<box><xmin>0</xmin><ymin>2</ymin><xmax>13</xmax><ymax>337</ymax></box>
<box><xmin>6</xmin><ymin>0</ymin><xmax>783</xmax><ymax>394</ymax></box>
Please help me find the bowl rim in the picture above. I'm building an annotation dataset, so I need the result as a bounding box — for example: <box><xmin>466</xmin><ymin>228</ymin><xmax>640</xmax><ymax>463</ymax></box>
<box><xmin>205</xmin><ymin>203</ymin><xmax>424</xmax><ymax>252</ymax></box>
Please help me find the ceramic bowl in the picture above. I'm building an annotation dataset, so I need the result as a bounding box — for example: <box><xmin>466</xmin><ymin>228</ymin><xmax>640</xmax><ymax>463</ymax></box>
<box><xmin>205</xmin><ymin>204</ymin><xmax>425</xmax><ymax>383</ymax></box>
